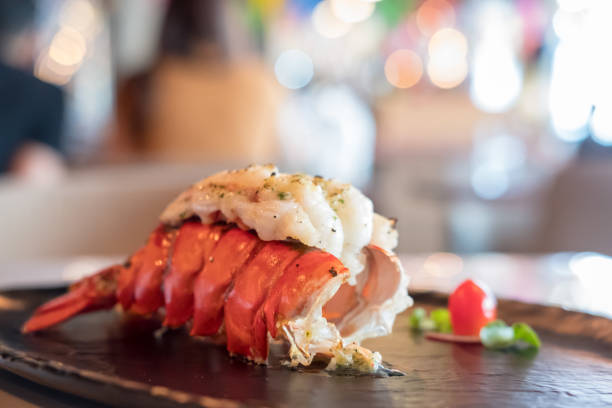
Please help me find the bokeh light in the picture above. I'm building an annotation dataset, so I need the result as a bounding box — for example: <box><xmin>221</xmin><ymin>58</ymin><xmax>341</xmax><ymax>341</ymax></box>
<box><xmin>59</xmin><ymin>0</ymin><xmax>99</xmax><ymax>37</ymax></box>
<box><xmin>312</xmin><ymin>1</ymin><xmax>351</xmax><ymax>39</ymax></box>
<box><xmin>471</xmin><ymin>165</ymin><xmax>510</xmax><ymax>200</ymax></box>
<box><xmin>470</xmin><ymin>46</ymin><xmax>522</xmax><ymax>113</ymax></box>
<box><xmin>35</xmin><ymin>26</ymin><xmax>88</xmax><ymax>86</ymax></box>
<box><xmin>427</xmin><ymin>58</ymin><xmax>467</xmax><ymax>89</ymax></box>
<box><xmin>384</xmin><ymin>49</ymin><xmax>423</xmax><ymax>89</ymax></box>
<box><xmin>568</xmin><ymin>252</ymin><xmax>612</xmax><ymax>314</ymax></box>
<box><xmin>470</xmin><ymin>132</ymin><xmax>525</xmax><ymax>201</ymax></box>
<box><xmin>469</xmin><ymin>0</ymin><xmax>523</xmax><ymax>113</ymax></box>
<box><xmin>277</xmin><ymin>85</ymin><xmax>375</xmax><ymax>187</ymax></box>
<box><xmin>548</xmin><ymin>0</ymin><xmax>612</xmax><ymax>143</ymax></box>
<box><xmin>427</xmin><ymin>28</ymin><xmax>468</xmax><ymax>89</ymax></box>
<box><xmin>552</xmin><ymin>9</ymin><xmax>581</xmax><ymax>41</ymax></box>
<box><xmin>48</xmin><ymin>27</ymin><xmax>87</xmax><ymax>67</ymax></box>
<box><xmin>569</xmin><ymin>252</ymin><xmax>612</xmax><ymax>285</ymax></box>
<box><xmin>428</xmin><ymin>27</ymin><xmax>467</xmax><ymax>57</ymax></box>
<box><xmin>274</xmin><ymin>49</ymin><xmax>314</xmax><ymax>90</ymax></box>
<box><xmin>330</xmin><ymin>0</ymin><xmax>375</xmax><ymax>23</ymax></box>
<box><xmin>473</xmin><ymin>133</ymin><xmax>526</xmax><ymax>173</ymax></box>
<box><xmin>548</xmin><ymin>43</ymin><xmax>591</xmax><ymax>142</ymax></box>
<box><xmin>34</xmin><ymin>0</ymin><xmax>103</xmax><ymax>86</ymax></box>
<box><xmin>35</xmin><ymin>51</ymin><xmax>75</xmax><ymax>86</ymax></box>
<box><xmin>556</xmin><ymin>0</ymin><xmax>588</xmax><ymax>13</ymax></box>
<box><xmin>416</xmin><ymin>0</ymin><xmax>455</xmax><ymax>37</ymax></box>
<box><xmin>591</xmin><ymin>104</ymin><xmax>612</xmax><ymax>146</ymax></box>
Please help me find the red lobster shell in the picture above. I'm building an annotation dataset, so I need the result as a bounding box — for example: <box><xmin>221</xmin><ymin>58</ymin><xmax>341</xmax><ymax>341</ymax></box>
<box><xmin>23</xmin><ymin>220</ymin><xmax>407</xmax><ymax>367</ymax></box>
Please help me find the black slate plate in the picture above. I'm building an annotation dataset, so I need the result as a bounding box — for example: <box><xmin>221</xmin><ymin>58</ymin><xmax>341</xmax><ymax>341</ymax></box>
<box><xmin>0</xmin><ymin>288</ymin><xmax>611</xmax><ymax>408</ymax></box>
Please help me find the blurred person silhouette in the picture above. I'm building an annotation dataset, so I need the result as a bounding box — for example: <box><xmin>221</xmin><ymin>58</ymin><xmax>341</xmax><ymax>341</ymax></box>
<box><xmin>111</xmin><ymin>0</ymin><xmax>282</xmax><ymax>164</ymax></box>
<box><xmin>0</xmin><ymin>0</ymin><xmax>66</xmax><ymax>181</ymax></box>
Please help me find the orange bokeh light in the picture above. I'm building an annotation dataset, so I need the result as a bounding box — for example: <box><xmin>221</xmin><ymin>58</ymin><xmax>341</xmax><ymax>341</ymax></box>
<box><xmin>384</xmin><ymin>49</ymin><xmax>423</xmax><ymax>89</ymax></box>
<box><xmin>416</xmin><ymin>0</ymin><xmax>455</xmax><ymax>36</ymax></box>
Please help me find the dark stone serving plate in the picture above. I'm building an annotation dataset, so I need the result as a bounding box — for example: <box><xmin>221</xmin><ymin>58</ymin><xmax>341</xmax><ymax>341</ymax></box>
<box><xmin>0</xmin><ymin>288</ymin><xmax>611</xmax><ymax>407</ymax></box>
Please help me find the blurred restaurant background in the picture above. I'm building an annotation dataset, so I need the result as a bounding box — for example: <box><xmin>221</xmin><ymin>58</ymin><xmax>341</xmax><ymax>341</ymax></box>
<box><xmin>1</xmin><ymin>0</ymin><xmax>612</xmax><ymax>266</ymax></box>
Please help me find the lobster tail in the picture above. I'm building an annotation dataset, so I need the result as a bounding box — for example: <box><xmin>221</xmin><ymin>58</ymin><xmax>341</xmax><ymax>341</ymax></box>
<box><xmin>190</xmin><ymin>228</ymin><xmax>261</xmax><ymax>336</ymax></box>
<box><xmin>22</xmin><ymin>265</ymin><xmax>121</xmax><ymax>333</ymax></box>
<box><xmin>224</xmin><ymin>241</ymin><xmax>302</xmax><ymax>361</ymax></box>
<box><xmin>22</xmin><ymin>166</ymin><xmax>412</xmax><ymax>372</ymax></box>
<box><xmin>163</xmin><ymin>222</ymin><xmax>224</xmax><ymax>328</ymax></box>
<box><xmin>21</xmin><ymin>223</ymin><xmax>409</xmax><ymax>369</ymax></box>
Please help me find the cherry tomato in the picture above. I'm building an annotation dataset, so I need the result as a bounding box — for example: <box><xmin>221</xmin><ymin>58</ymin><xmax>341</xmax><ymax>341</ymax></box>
<box><xmin>448</xmin><ymin>279</ymin><xmax>497</xmax><ymax>336</ymax></box>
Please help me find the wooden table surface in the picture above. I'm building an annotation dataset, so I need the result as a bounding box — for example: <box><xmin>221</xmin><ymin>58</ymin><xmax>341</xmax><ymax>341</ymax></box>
<box><xmin>0</xmin><ymin>252</ymin><xmax>610</xmax><ymax>407</ymax></box>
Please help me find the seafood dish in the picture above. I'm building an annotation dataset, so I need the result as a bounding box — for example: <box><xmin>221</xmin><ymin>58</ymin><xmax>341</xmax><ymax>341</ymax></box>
<box><xmin>23</xmin><ymin>165</ymin><xmax>411</xmax><ymax>372</ymax></box>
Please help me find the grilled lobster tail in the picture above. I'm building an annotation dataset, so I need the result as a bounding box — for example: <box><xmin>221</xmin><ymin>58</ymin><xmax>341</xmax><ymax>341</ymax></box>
<box><xmin>23</xmin><ymin>221</ymin><xmax>406</xmax><ymax>366</ymax></box>
<box><xmin>21</xmin><ymin>265</ymin><xmax>120</xmax><ymax>334</ymax></box>
<box><xmin>23</xmin><ymin>165</ymin><xmax>412</xmax><ymax>370</ymax></box>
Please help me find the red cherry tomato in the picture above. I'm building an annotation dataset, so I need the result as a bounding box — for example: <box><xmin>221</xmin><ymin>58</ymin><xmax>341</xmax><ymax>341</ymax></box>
<box><xmin>448</xmin><ymin>279</ymin><xmax>497</xmax><ymax>336</ymax></box>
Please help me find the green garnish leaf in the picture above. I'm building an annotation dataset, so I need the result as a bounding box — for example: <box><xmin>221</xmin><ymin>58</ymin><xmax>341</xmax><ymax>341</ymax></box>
<box><xmin>430</xmin><ymin>308</ymin><xmax>452</xmax><ymax>333</ymax></box>
<box><xmin>480</xmin><ymin>320</ymin><xmax>541</xmax><ymax>350</ymax></box>
<box><xmin>512</xmin><ymin>322</ymin><xmax>541</xmax><ymax>349</ymax></box>
<box><xmin>480</xmin><ymin>320</ymin><xmax>515</xmax><ymax>349</ymax></box>
<box><xmin>420</xmin><ymin>318</ymin><xmax>436</xmax><ymax>332</ymax></box>
<box><xmin>484</xmin><ymin>320</ymin><xmax>508</xmax><ymax>329</ymax></box>
<box><xmin>409</xmin><ymin>307</ymin><xmax>426</xmax><ymax>330</ymax></box>
<box><xmin>410</xmin><ymin>307</ymin><xmax>451</xmax><ymax>332</ymax></box>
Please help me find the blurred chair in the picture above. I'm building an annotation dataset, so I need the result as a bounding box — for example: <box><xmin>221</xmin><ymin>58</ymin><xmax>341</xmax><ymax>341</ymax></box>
<box><xmin>538</xmin><ymin>157</ymin><xmax>612</xmax><ymax>255</ymax></box>
<box><xmin>0</xmin><ymin>163</ymin><xmax>227</xmax><ymax>261</ymax></box>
